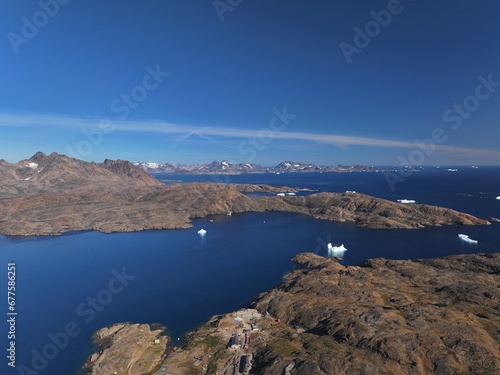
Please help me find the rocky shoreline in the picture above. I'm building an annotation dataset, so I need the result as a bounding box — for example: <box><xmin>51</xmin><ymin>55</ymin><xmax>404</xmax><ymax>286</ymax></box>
<box><xmin>84</xmin><ymin>323</ymin><xmax>168</xmax><ymax>375</ymax></box>
<box><xmin>86</xmin><ymin>252</ymin><xmax>500</xmax><ymax>375</ymax></box>
<box><xmin>0</xmin><ymin>182</ymin><xmax>489</xmax><ymax>236</ymax></box>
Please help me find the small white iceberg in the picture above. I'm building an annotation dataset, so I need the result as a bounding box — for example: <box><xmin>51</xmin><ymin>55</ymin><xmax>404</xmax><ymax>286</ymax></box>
<box><xmin>496</xmin><ymin>196</ymin><xmax>500</xmax><ymax>200</ymax></box>
<box><xmin>458</xmin><ymin>234</ymin><xmax>478</xmax><ymax>244</ymax></box>
<box><xmin>286</xmin><ymin>192</ymin><xmax>296</xmax><ymax>196</ymax></box>
<box><xmin>277</xmin><ymin>193</ymin><xmax>286</xmax><ymax>196</ymax></box>
<box><xmin>345</xmin><ymin>191</ymin><xmax>356</xmax><ymax>193</ymax></box>
<box><xmin>397</xmin><ymin>199</ymin><xmax>416</xmax><ymax>204</ymax></box>
<box><xmin>197</xmin><ymin>229</ymin><xmax>207</xmax><ymax>235</ymax></box>
<box><xmin>327</xmin><ymin>243</ymin><xmax>347</xmax><ymax>253</ymax></box>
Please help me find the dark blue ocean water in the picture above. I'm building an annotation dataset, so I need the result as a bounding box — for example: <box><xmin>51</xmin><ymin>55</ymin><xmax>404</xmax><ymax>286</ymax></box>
<box><xmin>1</xmin><ymin>168</ymin><xmax>499</xmax><ymax>374</ymax></box>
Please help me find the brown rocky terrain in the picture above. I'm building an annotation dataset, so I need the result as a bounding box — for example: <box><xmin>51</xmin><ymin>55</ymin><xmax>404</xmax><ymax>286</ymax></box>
<box><xmin>247</xmin><ymin>252</ymin><xmax>500</xmax><ymax>374</ymax></box>
<box><xmin>0</xmin><ymin>181</ymin><xmax>489</xmax><ymax>236</ymax></box>
<box><xmin>87</xmin><ymin>252</ymin><xmax>500</xmax><ymax>375</ymax></box>
<box><xmin>0</xmin><ymin>153</ymin><xmax>489</xmax><ymax>236</ymax></box>
<box><xmin>0</xmin><ymin>151</ymin><xmax>161</xmax><ymax>198</ymax></box>
<box><xmin>85</xmin><ymin>323</ymin><xmax>168</xmax><ymax>375</ymax></box>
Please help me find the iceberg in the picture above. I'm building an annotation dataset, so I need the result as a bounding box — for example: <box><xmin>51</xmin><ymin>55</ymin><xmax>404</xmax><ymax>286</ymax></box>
<box><xmin>345</xmin><ymin>191</ymin><xmax>356</xmax><ymax>193</ymax></box>
<box><xmin>286</xmin><ymin>192</ymin><xmax>296</xmax><ymax>196</ymax></box>
<box><xmin>327</xmin><ymin>243</ymin><xmax>347</xmax><ymax>253</ymax></box>
<box><xmin>397</xmin><ymin>199</ymin><xmax>416</xmax><ymax>204</ymax></box>
<box><xmin>277</xmin><ymin>193</ymin><xmax>286</xmax><ymax>196</ymax></box>
<box><xmin>197</xmin><ymin>229</ymin><xmax>207</xmax><ymax>235</ymax></box>
<box><xmin>458</xmin><ymin>234</ymin><xmax>477</xmax><ymax>244</ymax></box>
<box><xmin>496</xmin><ymin>196</ymin><xmax>500</xmax><ymax>200</ymax></box>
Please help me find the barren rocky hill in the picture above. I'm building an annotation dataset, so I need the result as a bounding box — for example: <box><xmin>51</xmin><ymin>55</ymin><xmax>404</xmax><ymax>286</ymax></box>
<box><xmin>0</xmin><ymin>151</ymin><xmax>160</xmax><ymax>198</ymax></box>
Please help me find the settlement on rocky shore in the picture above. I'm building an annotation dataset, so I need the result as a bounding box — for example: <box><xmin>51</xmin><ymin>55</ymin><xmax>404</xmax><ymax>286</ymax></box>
<box><xmin>87</xmin><ymin>252</ymin><xmax>500</xmax><ymax>375</ymax></box>
<box><xmin>0</xmin><ymin>152</ymin><xmax>489</xmax><ymax>236</ymax></box>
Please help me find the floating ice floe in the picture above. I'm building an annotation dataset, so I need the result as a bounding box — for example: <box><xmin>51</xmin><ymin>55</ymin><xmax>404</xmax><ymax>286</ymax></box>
<box><xmin>397</xmin><ymin>199</ymin><xmax>416</xmax><ymax>204</ymax></box>
<box><xmin>277</xmin><ymin>193</ymin><xmax>286</xmax><ymax>196</ymax></box>
<box><xmin>496</xmin><ymin>196</ymin><xmax>500</xmax><ymax>200</ymax></box>
<box><xmin>286</xmin><ymin>192</ymin><xmax>296</xmax><ymax>196</ymax></box>
<box><xmin>458</xmin><ymin>234</ymin><xmax>478</xmax><ymax>244</ymax></box>
<box><xmin>345</xmin><ymin>191</ymin><xmax>356</xmax><ymax>193</ymax></box>
<box><xmin>327</xmin><ymin>243</ymin><xmax>347</xmax><ymax>253</ymax></box>
<box><xmin>197</xmin><ymin>229</ymin><xmax>207</xmax><ymax>235</ymax></box>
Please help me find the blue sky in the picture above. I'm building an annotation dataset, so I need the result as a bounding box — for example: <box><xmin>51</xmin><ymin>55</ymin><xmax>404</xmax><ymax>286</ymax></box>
<box><xmin>1</xmin><ymin>0</ymin><xmax>499</xmax><ymax>166</ymax></box>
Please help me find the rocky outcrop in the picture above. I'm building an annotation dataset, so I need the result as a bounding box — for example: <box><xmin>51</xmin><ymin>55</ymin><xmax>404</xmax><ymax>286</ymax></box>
<box><xmin>149</xmin><ymin>252</ymin><xmax>500</xmax><ymax>375</ymax></box>
<box><xmin>84</xmin><ymin>323</ymin><xmax>168</xmax><ymax>375</ymax></box>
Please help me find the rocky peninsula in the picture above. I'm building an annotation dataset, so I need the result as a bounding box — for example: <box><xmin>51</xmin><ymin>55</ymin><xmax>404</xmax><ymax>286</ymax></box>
<box><xmin>84</xmin><ymin>323</ymin><xmax>168</xmax><ymax>375</ymax></box>
<box><xmin>0</xmin><ymin>152</ymin><xmax>489</xmax><ymax>236</ymax></box>
<box><xmin>87</xmin><ymin>252</ymin><xmax>500</xmax><ymax>375</ymax></box>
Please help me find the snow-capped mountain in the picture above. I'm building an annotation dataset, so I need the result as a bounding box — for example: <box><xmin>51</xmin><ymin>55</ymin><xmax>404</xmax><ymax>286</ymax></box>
<box><xmin>134</xmin><ymin>160</ymin><xmax>377</xmax><ymax>174</ymax></box>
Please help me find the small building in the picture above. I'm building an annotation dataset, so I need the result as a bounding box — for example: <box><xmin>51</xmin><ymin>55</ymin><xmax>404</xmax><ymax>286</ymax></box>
<box><xmin>244</xmin><ymin>332</ymin><xmax>251</xmax><ymax>346</ymax></box>
<box><xmin>227</xmin><ymin>335</ymin><xmax>240</xmax><ymax>349</ymax></box>
<box><xmin>239</xmin><ymin>355</ymin><xmax>250</xmax><ymax>374</ymax></box>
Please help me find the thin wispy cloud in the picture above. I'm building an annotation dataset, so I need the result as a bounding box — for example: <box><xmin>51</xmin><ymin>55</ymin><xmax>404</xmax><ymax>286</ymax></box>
<box><xmin>1</xmin><ymin>112</ymin><xmax>499</xmax><ymax>159</ymax></box>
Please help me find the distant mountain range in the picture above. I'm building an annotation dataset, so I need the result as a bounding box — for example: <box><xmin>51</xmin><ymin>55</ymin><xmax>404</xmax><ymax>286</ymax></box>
<box><xmin>133</xmin><ymin>160</ymin><xmax>379</xmax><ymax>174</ymax></box>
